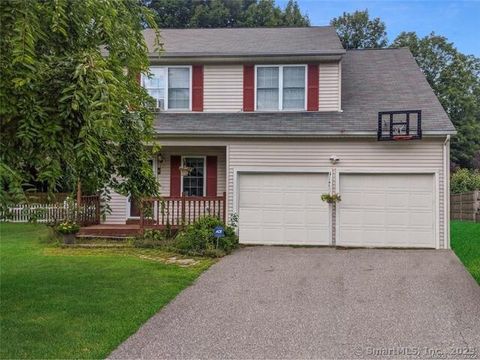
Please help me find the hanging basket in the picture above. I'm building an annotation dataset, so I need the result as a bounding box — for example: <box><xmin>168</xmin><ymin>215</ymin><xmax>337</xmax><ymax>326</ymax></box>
<box><xmin>321</xmin><ymin>193</ymin><xmax>342</xmax><ymax>204</ymax></box>
<box><xmin>179</xmin><ymin>166</ymin><xmax>192</xmax><ymax>177</ymax></box>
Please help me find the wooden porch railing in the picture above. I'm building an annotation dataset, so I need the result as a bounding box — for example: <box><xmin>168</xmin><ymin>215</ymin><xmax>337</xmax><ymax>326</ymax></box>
<box><xmin>140</xmin><ymin>192</ymin><xmax>226</xmax><ymax>230</ymax></box>
<box><xmin>77</xmin><ymin>195</ymin><xmax>101</xmax><ymax>226</ymax></box>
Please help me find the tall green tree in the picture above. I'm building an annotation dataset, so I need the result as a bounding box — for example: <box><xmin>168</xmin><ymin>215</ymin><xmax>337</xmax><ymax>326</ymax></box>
<box><xmin>144</xmin><ymin>0</ymin><xmax>309</xmax><ymax>28</ymax></box>
<box><xmin>392</xmin><ymin>32</ymin><xmax>480</xmax><ymax>168</ymax></box>
<box><xmin>190</xmin><ymin>0</ymin><xmax>231</xmax><ymax>28</ymax></box>
<box><xmin>330</xmin><ymin>9</ymin><xmax>387</xmax><ymax>49</ymax></box>
<box><xmin>144</xmin><ymin>0</ymin><xmax>194</xmax><ymax>28</ymax></box>
<box><xmin>241</xmin><ymin>0</ymin><xmax>283</xmax><ymax>27</ymax></box>
<box><xmin>282</xmin><ymin>0</ymin><xmax>310</xmax><ymax>27</ymax></box>
<box><xmin>0</xmin><ymin>0</ymin><xmax>161</xmax><ymax>207</ymax></box>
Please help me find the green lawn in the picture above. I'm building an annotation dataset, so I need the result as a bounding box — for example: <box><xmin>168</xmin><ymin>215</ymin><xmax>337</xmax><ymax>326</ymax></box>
<box><xmin>451</xmin><ymin>221</ymin><xmax>480</xmax><ymax>284</ymax></box>
<box><xmin>0</xmin><ymin>223</ymin><xmax>213</xmax><ymax>359</ymax></box>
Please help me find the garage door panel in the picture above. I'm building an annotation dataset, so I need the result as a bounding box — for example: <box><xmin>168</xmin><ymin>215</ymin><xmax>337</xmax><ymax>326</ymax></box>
<box><xmin>409</xmin><ymin>211</ymin><xmax>434</xmax><ymax>227</ymax></box>
<box><xmin>386</xmin><ymin>211</ymin><xmax>409</xmax><ymax>226</ymax></box>
<box><xmin>261</xmin><ymin>192</ymin><xmax>283</xmax><ymax>206</ymax></box>
<box><xmin>263</xmin><ymin>210</ymin><xmax>283</xmax><ymax>225</ymax></box>
<box><xmin>363</xmin><ymin>210</ymin><xmax>386</xmax><ymax>226</ymax></box>
<box><xmin>239</xmin><ymin>208</ymin><xmax>263</xmax><ymax>224</ymax></box>
<box><xmin>409</xmin><ymin>193</ymin><xmax>433</xmax><ymax>208</ymax></box>
<box><xmin>338</xmin><ymin>174</ymin><xmax>435</xmax><ymax>248</ymax></box>
<box><xmin>306</xmin><ymin>210</ymin><xmax>329</xmax><ymax>225</ymax></box>
<box><xmin>239</xmin><ymin>191</ymin><xmax>263</xmax><ymax>206</ymax></box>
<box><xmin>386</xmin><ymin>193</ymin><xmax>409</xmax><ymax>208</ymax></box>
<box><xmin>339</xmin><ymin>209</ymin><xmax>363</xmax><ymax>226</ymax></box>
<box><xmin>239</xmin><ymin>173</ymin><xmax>330</xmax><ymax>245</ymax></box>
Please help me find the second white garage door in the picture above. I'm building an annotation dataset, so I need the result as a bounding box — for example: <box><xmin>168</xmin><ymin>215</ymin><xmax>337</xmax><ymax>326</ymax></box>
<box><xmin>238</xmin><ymin>173</ymin><xmax>330</xmax><ymax>245</ymax></box>
<box><xmin>337</xmin><ymin>173</ymin><xmax>436</xmax><ymax>248</ymax></box>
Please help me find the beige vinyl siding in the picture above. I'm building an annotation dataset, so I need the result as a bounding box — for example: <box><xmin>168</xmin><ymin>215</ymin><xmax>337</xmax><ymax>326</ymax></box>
<box><xmin>319</xmin><ymin>62</ymin><xmax>341</xmax><ymax>111</ymax></box>
<box><xmin>158</xmin><ymin>146</ymin><xmax>226</xmax><ymax>197</ymax></box>
<box><xmin>103</xmin><ymin>191</ymin><xmax>127</xmax><ymax>224</ymax></box>
<box><xmin>204</xmin><ymin>65</ymin><xmax>243</xmax><ymax>112</ymax></box>
<box><xmin>226</xmin><ymin>138</ymin><xmax>445</xmax><ymax>248</ymax></box>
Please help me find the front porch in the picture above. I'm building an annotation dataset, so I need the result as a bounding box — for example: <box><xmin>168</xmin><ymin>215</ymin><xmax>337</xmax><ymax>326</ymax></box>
<box><xmin>81</xmin><ymin>145</ymin><xmax>228</xmax><ymax>238</ymax></box>
<box><xmin>78</xmin><ymin>192</ymin><xmax>226</xmax><ymax>238</ymax></box>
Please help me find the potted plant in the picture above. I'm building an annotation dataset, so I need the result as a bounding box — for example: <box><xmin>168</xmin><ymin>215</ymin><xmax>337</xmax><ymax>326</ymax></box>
<box><xmin>56</xmin><ymin>221</ymin><xmax>80</xmax><ymax>244</ymax></box>
<box><xmin>178</xmin><ymin>165</ymin><xmax>192</xmax><ymax>176</ymax></box>
<box><xmin>321</xmin><ymin>193</ymin><xmax>342</xmax><ymax>204</ymax></box>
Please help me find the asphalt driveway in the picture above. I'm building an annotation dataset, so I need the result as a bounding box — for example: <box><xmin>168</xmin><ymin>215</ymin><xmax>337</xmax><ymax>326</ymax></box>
<box><xmin>109</xmin><ymin>247</ymin><xmax>480</xmax><ymax>359</ymax></box>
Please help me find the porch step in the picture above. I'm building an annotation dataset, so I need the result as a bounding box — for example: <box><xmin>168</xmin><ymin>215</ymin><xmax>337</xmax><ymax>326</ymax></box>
<box><xmin>78</xmin><ymin>224</ymin><xmax>141</xmax><ymax>238</ymax></box>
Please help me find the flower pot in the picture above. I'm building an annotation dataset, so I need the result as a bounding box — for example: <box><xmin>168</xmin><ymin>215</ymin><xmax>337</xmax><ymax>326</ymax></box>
<box><xmin>62</xmin><ymin>233</ymin><xmax>76</xmax><ymax>245</ymax></box>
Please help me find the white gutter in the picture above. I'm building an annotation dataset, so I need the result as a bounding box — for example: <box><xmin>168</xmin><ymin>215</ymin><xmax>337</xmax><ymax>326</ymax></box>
<box><xmin>154</xmin><ymin>131</ymin><xmax>457</xmax><ymax>138</ymax></box>
<box><xmin>443</xmin><ymin>135</ymin><xmax>451</xmax><ymax>249</ymax></box>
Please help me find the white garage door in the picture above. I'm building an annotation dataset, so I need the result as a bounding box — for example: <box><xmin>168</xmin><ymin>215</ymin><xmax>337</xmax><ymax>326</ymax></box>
<box><xmin>238</xmin><ymin>173</ymin><xmax>330</xmax><ymax>245</ymax></box>
<box><xmin>337</xmin><ymin>173</ymin><xmax>436</xmax><ymax>248</ymax></box>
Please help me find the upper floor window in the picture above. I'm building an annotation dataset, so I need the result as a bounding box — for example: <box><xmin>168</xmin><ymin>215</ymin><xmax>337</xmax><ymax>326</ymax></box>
<box><xmin>255</xmin><ymin>65</ymin><xmax>306</xmax><ymax>111</ymax></box>
<box><xmin>142</xmin><ymin>66</ymin><xmax>191</xmax><ymax>111</ymax></box>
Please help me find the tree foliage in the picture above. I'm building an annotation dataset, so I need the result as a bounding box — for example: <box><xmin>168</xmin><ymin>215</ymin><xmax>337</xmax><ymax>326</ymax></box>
<box><xmin>144</xmin><ymin>0</ymin><xmax>309</xmax><ymax>28</ymax></box>
<box><xmin>392</xmin><ymin>32</ymin><xmax>480</xmax><ymax>169</ymax></box>
<box><xmin>330</xmin><ymin>9</ymin><xmax>387</xmax><ymax>49</ymax></box>
<box><xmin>0</xmin><ymin>0</ymin><xmax>161</xmax><ymax>207</ymax></box>
<box><xmin>450</xmin><ymin>168</ymin><xmax>480</xmax><ymax>193</ymax></box>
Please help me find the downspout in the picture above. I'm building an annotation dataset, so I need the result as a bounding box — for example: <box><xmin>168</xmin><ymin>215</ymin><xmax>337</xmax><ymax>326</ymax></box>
<box><xmin>443</xmin><ymin>135</ymin><xmax>451</xmax><ymax>249</ymax></box>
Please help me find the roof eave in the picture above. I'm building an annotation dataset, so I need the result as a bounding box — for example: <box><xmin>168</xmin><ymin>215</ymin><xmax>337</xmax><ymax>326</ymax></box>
<box><xmin>148</xmin><ymin>52</ymin><xmax>345</xmax><ymax>64</ymax></box>
<box><xmin>153</xmin><ymin>130</ymin><xmax>457</xmax><ymax>138</ymax></box>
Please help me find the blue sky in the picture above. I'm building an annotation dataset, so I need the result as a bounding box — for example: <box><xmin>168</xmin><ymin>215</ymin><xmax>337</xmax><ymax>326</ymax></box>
<box><xmin>277</xmin><ymin>0</ymin><xmax>480</xmax><ymax>56</ymax></box>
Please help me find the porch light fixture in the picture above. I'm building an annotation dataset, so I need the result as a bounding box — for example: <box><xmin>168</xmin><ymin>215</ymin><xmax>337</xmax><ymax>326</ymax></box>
<box><xmin>157</xmin><ymin>153</ymin><xmax>164</xmax><ymax>164</ymax></box>
<box><xmin>329</xmin><ymin>155</ymin><xmax>340</xmax><ymax>164</ymax></box>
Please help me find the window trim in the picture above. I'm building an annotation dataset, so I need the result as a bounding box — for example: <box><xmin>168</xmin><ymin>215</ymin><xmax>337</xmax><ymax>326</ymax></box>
<box><xmin>180</xmin><ymin>155</ymin><xmax>206</xmax><ymax>197</ymax></box>
<box><xmin>142</xmin><ymin>65</ymin><xmax>193</xmax><ymax>112</ymax></box>
<box><xmin>254</xmin><ymin>64</ymin><xmax>307</xmax><ymax>111</ymax></box>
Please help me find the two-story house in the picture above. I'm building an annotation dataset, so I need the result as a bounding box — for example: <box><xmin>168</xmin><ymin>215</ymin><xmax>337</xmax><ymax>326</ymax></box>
<box><xmin>102</xmin><ymin>27</ymin><xmax>455</xmax><ymax>249</ymax></box>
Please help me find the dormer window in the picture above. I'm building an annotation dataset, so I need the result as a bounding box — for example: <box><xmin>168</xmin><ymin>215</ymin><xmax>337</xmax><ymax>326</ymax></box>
<box><xmin>142</xmin><ymin>66</ymin><xmax>192</xmax><ymax>111</ymax></box>
<box><xmin>255</xmin><ymin>65</ymin><xmax>306</xmax><ymax>111</ymax></box>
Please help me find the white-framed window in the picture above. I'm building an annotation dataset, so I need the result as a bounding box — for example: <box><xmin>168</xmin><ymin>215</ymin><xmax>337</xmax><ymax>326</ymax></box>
<box><xmin>181</xmin><ymin>156</ymin><xmax>206</xmax><ymax>196</ymax></box>
<box><xmin>142</xmin><ymin>66</ymin><xmax>192</xmax><ymax>111</ymax></box>
<box><xmin>255</xmin><ymin>65</ymin><xmax>307</xmax><ymax>111</ymax></box>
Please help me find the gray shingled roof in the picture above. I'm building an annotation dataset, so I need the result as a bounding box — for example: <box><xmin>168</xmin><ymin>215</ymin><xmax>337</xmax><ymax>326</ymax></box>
<box><xmin>144</xmin><ymin>27</ymin><xmax>345</xmax><ymax>57</ymax></box>
<box><xmin>153</xmin><ymin>48</ymin><xmax>455</xmax><ymax>137</ymax></box>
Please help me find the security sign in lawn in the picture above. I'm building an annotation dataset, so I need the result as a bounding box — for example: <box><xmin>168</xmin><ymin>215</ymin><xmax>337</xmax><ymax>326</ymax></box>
<box><xmin>213</xmin><ymin>226</ymin><xmax>225</xmax><ymax>238</ymax></box>
<box><xmin>213</xmin><ymin>226</ymin><xmax>225</xmax><ymax>248</ymax></box>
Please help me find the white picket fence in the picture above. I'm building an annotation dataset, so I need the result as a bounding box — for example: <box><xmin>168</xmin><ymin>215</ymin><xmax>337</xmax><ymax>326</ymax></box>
<box><xmin>1</xmin><ymin>202</ymin><xmax>70</xmax><ymax>223</ymax></box>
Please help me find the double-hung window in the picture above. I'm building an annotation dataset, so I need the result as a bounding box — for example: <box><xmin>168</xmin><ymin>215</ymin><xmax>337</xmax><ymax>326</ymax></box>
<box><xmin>142</xmin><ymin>66</ymin><xmax>191</xmax><ymax>111</ymax></box>
<box><xmin>182</xmin><ymin>157</ymin><xmax>205</xmax><ymax>196</ymax></box>
<box><xmin>255</xmin><ymin>65</ymin><xmax>306</xmax><ymax>111</ymax></box>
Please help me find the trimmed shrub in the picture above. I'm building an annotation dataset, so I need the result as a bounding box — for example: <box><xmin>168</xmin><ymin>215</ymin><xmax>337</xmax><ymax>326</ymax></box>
<box><xmin>451</xmin><ymin>168</ymin><xmax>480</xmax><ymax>194</ymax></box>
<box><xmin>174</xmin><ymin>216</ymin><xmax>238</xmax><ymax>257</ymax></box>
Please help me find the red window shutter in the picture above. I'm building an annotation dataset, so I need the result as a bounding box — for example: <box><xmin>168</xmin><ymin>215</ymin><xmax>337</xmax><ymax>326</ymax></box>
<box><xmin>170</xmin><ymin>156</ymin><xmax>181</xmax><ymax>196</ymax></box>
<box><xmin>206</xmin><ymin>156</ymin><xmax>217</xmax><ymax>196</ymax></box>
<box><xmin>243</xmin><ymin>65</ymin><xmax>255</xmax><ymax>111</ymax></box>
<box><xmin>192</xmin><ymin>65</ymin><xmax>204</xmax><ymax>111</ymax></box>
<box><xmin>307</xmin><ymin>64</ymin><xmax>319</xmax><ymax>111</ymax></box>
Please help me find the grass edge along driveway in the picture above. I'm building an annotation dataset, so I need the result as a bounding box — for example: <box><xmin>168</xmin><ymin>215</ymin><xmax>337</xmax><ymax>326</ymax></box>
<box><xmin>0</xmin><ymin>223</ymin><xmax>213</xmax><ymax>359</ymax></box>
<box><xmin>451</xmin><ymin>220</ymin><xmax>480</xmax><ymax>284</ymax></box>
